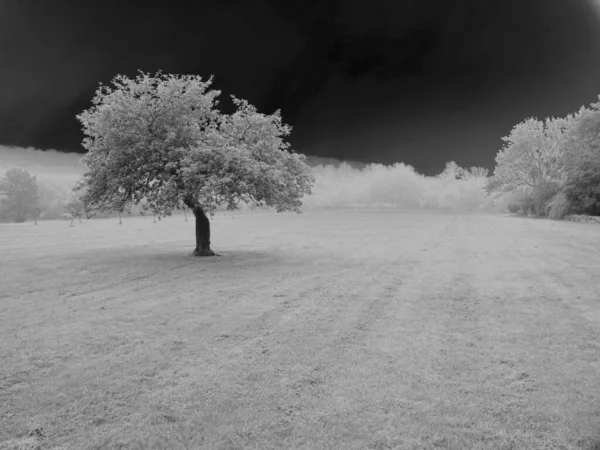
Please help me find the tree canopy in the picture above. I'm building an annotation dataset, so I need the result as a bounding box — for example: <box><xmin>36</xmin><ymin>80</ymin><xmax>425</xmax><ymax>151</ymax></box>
<box><xmin>561</xmin><ymin>103</ymin><xmax>600</xmax><ymax>215</ymax></box>
<box><xmin>74</xmin><ymin>71</ymin><xmax>314</xmax><ymax>255</ymax></box>
<box><xmin>0</xmin><ymin>167</ymin><xmax>39</xmax><ymax>223</ymax></box>
<box><xmin>486</xmin><ymin>117</ymin><xmax>570</xmax><ymax>195</ymax></box>
<box><xmin>485</xmin><ymin>93</ymin><xmax>600</xmax><ymax>217</ymax></box>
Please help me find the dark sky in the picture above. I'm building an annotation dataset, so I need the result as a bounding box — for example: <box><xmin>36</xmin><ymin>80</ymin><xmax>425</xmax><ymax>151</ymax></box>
<box><xmin>1</xmin><ymin>0</ymin><xmax>600</xmax><ymax>175</ymax></box>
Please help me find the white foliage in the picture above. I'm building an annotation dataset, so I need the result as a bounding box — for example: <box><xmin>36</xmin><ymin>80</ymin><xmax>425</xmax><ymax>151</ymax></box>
<box><xmin>488</xmin><ymin>117</ymin><xmax>570</xmax><ymax>192</ymax></box>
<box><xmin>74</xmin><ymin>71</ymin><xmax>314</xmax><ymax>217</ymax></box>
<box><xmin>301</xmin><ymin>161</ymin><xmax>489</xmax><ymax>211</ymax></box>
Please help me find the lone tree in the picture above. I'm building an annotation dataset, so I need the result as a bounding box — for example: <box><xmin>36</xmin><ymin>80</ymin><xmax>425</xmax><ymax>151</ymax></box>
<box><xmin>74</xmin><ymin>71</ymin><xmax>314</xmax><ymax>255</ymax></box>
<box><xmin>0</xmin><ymin>168</ymin><xmax>40</xmax><ymax>223</ymax></box>
<box><xmin>64</xmin><ymin>194</ymin><xmax>85</xmax><ymax>226</ymax></box>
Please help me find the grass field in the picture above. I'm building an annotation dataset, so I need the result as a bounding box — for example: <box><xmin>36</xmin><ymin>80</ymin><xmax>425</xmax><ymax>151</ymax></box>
<box><xmin>1</xmin><ymin>210</ymin><xmax>600</xmax><ymax>450</ymax></box>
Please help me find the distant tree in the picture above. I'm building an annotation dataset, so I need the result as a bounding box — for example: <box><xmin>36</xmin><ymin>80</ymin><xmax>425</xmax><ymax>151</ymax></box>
<box><xmin>116</xmin><ymin>208</ymin><xmax>127</xmax><ymax>225</ymax></box>
<box><xmin>37</xmin><ymin>180</ymin><xmax>70</xmax><ymax>220</ymax></box>
<box><xmin>438</xmin><ymin>161</ymin><xmax>488</xmax><ymax>181</ymax></box>
<box><xmin>0</xmin><ymin>168</ymin><xmax>40</xmax><ymax>223</ymax></box>
<box><xmin>64</xmin><ymin>195</ymin><xmax>85</xmax><ymax>227</ymax></box>
<box><xmin>486</xmin><ymin>117</ymin><xmax>570</xmax><ymax>194</ymax></box>
<box><xmin>437</xmin><ymin>161</ymin><xmax>465</xmax><ymax>180</ymax></box>
<box><xmin>74</xmin><ymin>71</ymin><xmax>314</xmax><ymax>255</ymax></box>
<box><xmin>32</xmin><ymin>207</ymin><xmax>41</xmax><ymax>225</ymax></box>
<box><xmin>562</xmin><ymin>103</ymin><xmax>600</xmax><ymax>215</ymax></box>
<box><xmin>465</xmin><ymin>166</ymin><xmax>489</xmax><ymax>179</ymax></box>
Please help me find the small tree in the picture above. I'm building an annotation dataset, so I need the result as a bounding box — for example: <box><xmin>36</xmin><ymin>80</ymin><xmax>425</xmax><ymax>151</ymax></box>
<box><xmin>75</xmin><ymin>71</ymin><xmax>314</xmax><ymax>255</ymax></box>
<box><xmin>437</xmin><ymin>161</ymin><xmax>464</xmax><ymax>180</ymax></box>
<box><xmin>32</xmin><ymin>207</ymin><xmax>41</xmax><ymax>225</ymax></box>
<box><xmin>64</xmin><ymin>195</ymin><xmax>85</xmax><ymax>226</ymax></box>
<box><xmin>37</xmin><ymin>180</ymin><xmax>70</xmax><ymax>220</ymax></box>
<box><xmin>0</xmin><ymin>168</ymin><xmax>40</xmax><ymax>223</ymax></box>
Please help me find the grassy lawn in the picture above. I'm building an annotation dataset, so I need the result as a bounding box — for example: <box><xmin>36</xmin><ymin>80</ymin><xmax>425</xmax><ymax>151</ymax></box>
<box><xmin>1</xmin><ymin>210</ymin><xmax>600</xmax><ymax>449</ymax></box>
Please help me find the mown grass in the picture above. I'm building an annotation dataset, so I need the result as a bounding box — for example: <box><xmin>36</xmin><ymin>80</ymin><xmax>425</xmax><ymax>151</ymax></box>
<box><xmin>1</xmin><ymin>210</ymin><xmax>600</xmax><ymax>449</ymax></box>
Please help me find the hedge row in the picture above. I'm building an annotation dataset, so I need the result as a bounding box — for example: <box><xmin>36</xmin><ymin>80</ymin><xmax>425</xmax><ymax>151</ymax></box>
<box><xmin>563</xmin><ymin>214</ymin><xmax>600</xmax><ymax>224</ymax></box>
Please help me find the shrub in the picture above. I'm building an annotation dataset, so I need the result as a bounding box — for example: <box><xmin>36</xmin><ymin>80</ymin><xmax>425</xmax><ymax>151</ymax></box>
<box><xmin>531</xmin><ymin>180</ymin><xmax>562</xmax><ymax>217</ymax></box>
<box><xmin>517</xmin><ymin>195</ymin><xmax>535</xmax><ymax>216</ymax></box>
<box><xmin>546</xmin><ymin>192</ymin><xmax>571</xmax><ymax>220</ymax></box>
<box><xmin>564</xmin><ymin>214</ymin><xmax>600</xmax><ymax>223</ymax></box>
<box><xmin>507</xmin><ymin>203</ymin><xmax>519</xmax><ymax>213</ymax></box>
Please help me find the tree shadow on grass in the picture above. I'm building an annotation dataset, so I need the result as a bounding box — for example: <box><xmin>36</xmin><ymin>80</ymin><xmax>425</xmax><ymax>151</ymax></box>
<box><xmin>138</xmin><ymin>246</ymin><xmax>292</xmax><ymax>269</ymax></box>
<box><xmin>185</xmin><ymin>248</ymin><xmax>290</xmax><ymax>267</ymax></box>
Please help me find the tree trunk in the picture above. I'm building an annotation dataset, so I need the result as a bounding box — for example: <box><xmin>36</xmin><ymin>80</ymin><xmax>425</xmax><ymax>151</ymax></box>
<box><xmin>191</xmin><ymin>206</ymin><xmax>217</xmax><ymax>256</ymax></box>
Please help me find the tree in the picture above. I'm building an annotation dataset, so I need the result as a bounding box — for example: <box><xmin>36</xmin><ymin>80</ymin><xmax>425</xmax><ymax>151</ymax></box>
<box><xmin>0</xmin><ymin>168</ymin><xmax>40</xmax><ymax>223</ymax></box>
<box><xmin>486</xmin><ymin>117</ymin><xmax>570</xmax><ymax>195</ymax></box>
<box><xmin>32</xmin><ymin>207</ymin><xmax>41</xmax><ymax>225</ymax></box>
<box><xmin>437</xmin><ymin>161</ymin><xmax>464</xmax><ymax>180</ymax></box>
<box><xmin>465</xmin><ymin>166</ymin><xmax>489</xmax><ymax>179</ymax></box>
<box><xmin>64</xmin><ymin>194</ymin><xmax>85</xmax><ymax>227</ymax></box>
<box><xmin>74</xmin><ymin>71</ymin><xmax>314</xmax><ymax>255</ymax></box>
<box><xmin>37</xmin><ymin>180</ymin><xmax>70</xmax><ymax>220</ymax></box>
<box><xmin>562</xmin><ymin>103</ymin><xmax>600</xmax><ymax>215</ymax></box>
<box><xmin>438</xmin><ymin>161</ymin><xmax>488</xmax><ymax>181</ymax></box>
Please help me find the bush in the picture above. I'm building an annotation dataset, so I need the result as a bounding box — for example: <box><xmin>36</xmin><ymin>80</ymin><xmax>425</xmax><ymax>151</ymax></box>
<box><xmin>518</xmin><ymin>195</ymin><xmax>535</xmax><ymax>216</ymax></box>
<box><xmin>564</xmin><ymin>214</ymin><xmax>600</xmax><ymax>223</ymax></box>
<box><xmin>546</xmin><ymin>192</ymin><xmax>571</xmax><ymax>220</ymax></box>
<box><xmin>563</xmin><ymin>185</ymin><xmax>600</xmax><ymax>216</ymax></box>
<box><xmin>531</xmin><ymin>180</ymin><xmax>562</xmax><ymax>217</ymax></box>
<box><xmin>0</xmin><ymin>207</ymin><xmax>25</xmax><ymax>223</ymax></box>
<box><xmin>507</xmin><ymin>203</ymin><xmax>519</xmax><ymax>213</ymax></box>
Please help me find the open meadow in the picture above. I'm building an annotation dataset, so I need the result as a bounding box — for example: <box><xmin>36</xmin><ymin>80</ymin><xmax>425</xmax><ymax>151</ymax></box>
<box><xmin>1</xmin><ymin>210</ymin><xmax>600</xmax><ymax>449</ymax></box>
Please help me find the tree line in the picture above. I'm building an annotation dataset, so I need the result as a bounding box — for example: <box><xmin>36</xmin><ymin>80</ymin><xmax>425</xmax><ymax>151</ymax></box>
<box><xmin>1</xmin><ymin>71</ymin><xmax>599</xmax><ymax>242</ymax></box>
<box><xmin>0</xmin><ymin>169</ymin><xmax>88</xmax><ymax>225</ymax></box>
<box><xmin>486</xmin><ymin>99</ymin><xmax>600</xmax><ymax>218</ymax></box>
